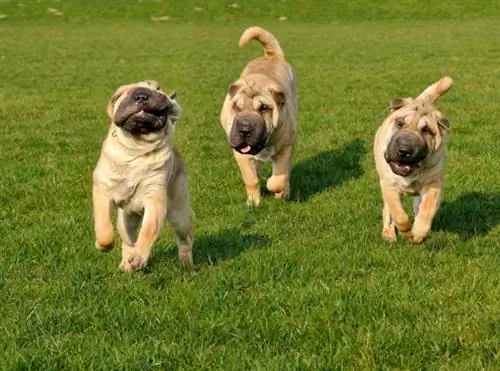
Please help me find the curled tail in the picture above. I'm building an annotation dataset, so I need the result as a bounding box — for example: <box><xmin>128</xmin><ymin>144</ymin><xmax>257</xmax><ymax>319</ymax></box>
<box><xmin>238</xmin><ymin>26</ymin><xmax>284</xmax><ymax>60</ymax></box>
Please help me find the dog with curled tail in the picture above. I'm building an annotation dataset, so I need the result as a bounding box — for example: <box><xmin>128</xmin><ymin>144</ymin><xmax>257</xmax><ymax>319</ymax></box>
<box><xmin>374</xmin><ymin>76</ymin><xmax>453</xmax><ymax>243</ymax></box>
<box><xmin>220</xmin><ymin>26</ymin><xmax>298</xmax><ymax>206</ymax></box>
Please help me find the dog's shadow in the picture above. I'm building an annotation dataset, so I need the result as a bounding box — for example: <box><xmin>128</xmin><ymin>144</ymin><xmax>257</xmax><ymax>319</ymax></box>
<box><xmin>434</xmin><ymin>192</ymin><xmax>500</xmax><ymax>240</ymax></box>
<box><xmin>149</xmin><ymin>227</ymin><xmax>270</xmax><ymax>269</ymax></box>
<box><xmin>290</xmin><ymin>138</ymin><xmax>366</xmax><ymax>202</ymax></box>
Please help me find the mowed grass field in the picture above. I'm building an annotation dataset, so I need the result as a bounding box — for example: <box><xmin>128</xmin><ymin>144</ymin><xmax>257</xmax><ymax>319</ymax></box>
<box><xmin>1</xmin><ymin>1</ymin><xmax>500</xmax><ymax>369</ymax></box>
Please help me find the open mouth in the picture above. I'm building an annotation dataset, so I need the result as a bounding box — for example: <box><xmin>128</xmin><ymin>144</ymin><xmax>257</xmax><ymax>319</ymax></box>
<box><xmin>388</xmin><ymin>161</ymin><xmax>415</xmax><ymax>176</ymax></box>
<box><xmin>239</xmin><ymin>145</ymin><xmax>252</xmax><ymax>154</ymax></box>
<box><xmin>384</xmin><ymin>150</ymin><xmax>423</xmax><ymax>177</ymax></box>
<box><xmin>234</xmin><ymin>143</ymin><xmax>265</xmax><ymax>155</ymax></box>
<box><xmin>120</xmin><ymin>110</ymin><xmax>168</xmax><ymax>134</ymax></box>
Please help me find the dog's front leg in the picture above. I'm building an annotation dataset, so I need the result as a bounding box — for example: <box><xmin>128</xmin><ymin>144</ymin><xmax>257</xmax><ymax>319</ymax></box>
<box><xmin>382</xmin><ymin>202</ymin><xmax>396</xmax><ymax>242</ymax></box>
<box><xmin>121</xmin><ymin>199</ymin><xmax>166</xmax><ymax>271</ymax></box>
<box><xmin>411</xmin><ymin>181</ymin><xmax>442</xmax><ymax>243</ymax></box>
<box><xmin>267</xmin><ymin>145</ymin><xmax>293</xmax><ymax>200</ymax></box>
<box><xmin>93</xmin><ymin>185</ymin><xmax>114</xmax><ymax>251</ymax></box>
<box><xmin>380</xmin><ymin>183</ymin><xmax>412</xmax><ymax>240</ymax></box>
<box><xmin>234</xmin><ymin>152</ymin><xmax>261</xmax><ymax>206</ymax></box>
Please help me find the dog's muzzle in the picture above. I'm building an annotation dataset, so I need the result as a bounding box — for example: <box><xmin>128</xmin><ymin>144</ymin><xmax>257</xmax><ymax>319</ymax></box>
<box><xmin>229</xmin><ymin>114</ymin><xmax>267</xmax><ymax>155</ymax></box>
<box><xmin>114</xmin><ymin>87</ymin><xmax>173</xmax><ymax>135</ymax></box>
<box><xmin>385</xmin><ymin>132</ymin><xmax>428</xmax><ymax>176</ymax></box>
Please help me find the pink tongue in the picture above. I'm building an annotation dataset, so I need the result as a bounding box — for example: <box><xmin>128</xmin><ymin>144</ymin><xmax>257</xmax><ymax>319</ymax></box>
<box><xmin>240</xmin><ymin>146</ymin><xmax>251</xmax><ymax>153</ymax></box>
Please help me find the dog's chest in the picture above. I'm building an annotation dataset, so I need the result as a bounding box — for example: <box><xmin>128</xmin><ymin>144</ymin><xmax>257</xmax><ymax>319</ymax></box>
<box><xmin>395</xmin><ymin>177</ymin><xmax>422</xmax><ymax>196</ymax></box>
<box><xmin>252</xmin><ymin>146</ymin><xmax>275</xmax><ymax>162</ymax></box>
<box><xmin>111</xmin><ymin>174</ymin><xmax>142</xmax><ymax>210</ymax></box>
<box><xmin>97</xmin><ymin>160</ymin><xmax>167</xmax><ymax>212</ymax></box>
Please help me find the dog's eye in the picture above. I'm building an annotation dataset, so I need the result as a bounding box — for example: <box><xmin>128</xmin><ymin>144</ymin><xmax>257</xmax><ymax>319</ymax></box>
<box><xmin>233</xmin><ymin>103</ymin><xmax>241</xmax><ymax>112</ymax></box>
<box><xmin>395</xmin><ymin>119</ymin><xmax>405</xmax><ymax>128</ymax></box>
<box><xmin>421</xmin><ymin>126</ymin><xmax>430</xmax><ymax>133</ymax></box>
<box><xmin>259</xmin><ymin>104</ymin><xmax>270</xmax><ymax>113</ymax></box>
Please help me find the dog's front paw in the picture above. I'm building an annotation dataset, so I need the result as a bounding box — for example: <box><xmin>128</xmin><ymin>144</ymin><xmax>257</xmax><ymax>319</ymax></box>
<box><xmin>382</xmin><ymin>227</ymin><xmax>397</xmax><ymax>242</ymax></box>
<box><xmin>246</xmin><ymin>194</ymin><xmax>261</xmax><ymax>206</ymax></box>
<box><xmin>273</xmin><ymin>189</ymin><xmax>289</xmax><ymax>200</ymax></box>
<box><xmin>95</xmin><ymin>239</ymin><xmax>114</xmax><ymax>252</ymax></box>
<box><xmin>411</xmin><ymin>230</ymin><xmax>428</xmax><ymax>244</ymax></box>
<box><xmin>411</xmin><ymin>223</ymin><xmax>431</xmax><ymax>244</ymax></box>
<box><xmin>95</xmin><ymin>224</ymin><xmax>114</xmax><ymax>251</ymax></box>
<box><xmin>266</xmin><ymin>176</ymin><xmax>289</xmax><ymax>200</ymax></box>
<box><xmin>398</xmin><ymin>226</ymin><xmax>413</xmax><ymax>241</ymax></box>
<box><xmin>411</xmin><ymin>235</ymin><xmax>425</xmax><ymax>244</ymax></box>
<box><xmin>119</xmin><ymin>253</ymin><xmax>147</xmax><ymax>272</ymax></box>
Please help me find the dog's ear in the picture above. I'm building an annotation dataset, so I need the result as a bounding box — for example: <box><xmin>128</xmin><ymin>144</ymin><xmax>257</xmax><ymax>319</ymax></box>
<box><xmin>107</xmin><ymin>84</ymin><xmax>133</xmax><ymax>119</ymax></box>
<box><xmin>271</xmin><ymin>90</ymin><xmax>285</xmax><ymax>108</ymax></box>
<box><xmin>389</xmin><ymin>98</ymin><xmax>412</xmax><ymax>112</ymax></box>
<box><xmin>228</xmin><ymin>83</ymin><xmax>241</xmax><ymax>98</ymax></box>
<box><xmin>144</xmin><ymin>80</ymin><xmax>160</xmax><ymax>90</ymax></box>
<box><xmin>416</xmin><ymin>76</ymin><xmax>453</xmax><ymax>103</ymax></box>
<box><xmin>437</xmin><ymin>117</ymin><xmax>450</xmax><ymax>131</ymax></box>
<box><xmin>168</xmin><ymin>91</ymin><xmax>177</xmax><ymax>100</ymax></box>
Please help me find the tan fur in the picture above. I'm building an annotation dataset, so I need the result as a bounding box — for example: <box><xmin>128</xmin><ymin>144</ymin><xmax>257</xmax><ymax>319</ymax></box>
<box><xmin>220</xmin><ymin>26</ymin><xmax>298</xmax><ymax>205</ymax></box>
<box><xmin>239</xmin><ymin>26</ymin><xmax>284</xmax><ymax>59</ymax></box>
<box><xmin>93</xmin><ymin>81</ymin><xmax>193</xmax><ymax>271</ymax></box>
<box><xmin>373</xmin><ymin>76</ymin><xmax>453</xmax><ymax>243</ymax></box>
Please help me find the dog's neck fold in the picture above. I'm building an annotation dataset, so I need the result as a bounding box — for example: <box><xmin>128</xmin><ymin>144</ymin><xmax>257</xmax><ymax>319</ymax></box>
<box><xmin>105</xmin><ymin>124</ymin><xmax>173</xmax><ymax>164</ymax></box>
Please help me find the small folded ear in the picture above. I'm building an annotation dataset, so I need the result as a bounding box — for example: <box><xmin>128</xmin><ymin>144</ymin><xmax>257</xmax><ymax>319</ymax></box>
<box><xmin>271</xmin><ymin>90</ymin><xmax>285</xmax><ymax>108</ymax></box>
<box><xmin>389</xmin><ymin>97</ymin><xmax>412</xmax><ymax>112</ymax></box>
<box><xmin>168</xmin><ymin>91</ymin><xmax>177</xmax><ymax>100</ymax></box>
<box><xmin>144</xmin><ymin>80</ymin><xmax>160</xmax><ymax>90</ymax></box>
<box><xmin>416</xmin><ymin>76</ymin><xmax>453</xmax><ymax>103</ymax></box>
<box><xmin>228</xmin><ymin>83</ymin><xmax>241</xmax><ymax>97</ymax></box>
<box><xmin>437</xmin><ymin>117</ymin><xmax>450</xmax><ymax>131</ymax></box>
<box><xmin>107</xmin><ymin>84</ymin><xmax>133</xmax><ymax>119</ymax></box>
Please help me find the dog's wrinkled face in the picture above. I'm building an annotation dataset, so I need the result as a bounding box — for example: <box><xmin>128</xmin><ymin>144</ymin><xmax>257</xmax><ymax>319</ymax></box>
<box><xmin>384</xmin><ymin>99</ymin><xmax>450</xmax><ymax>177</ymax></box>
<box><xmin>225</xmin><ymin>80</ymin><xmax>284</xmax><ymax>155</ymax></box>
<box><xmin>108</xmin><ymin>80</ymin><xmax>180</xmax><ymax>138</ymax></box>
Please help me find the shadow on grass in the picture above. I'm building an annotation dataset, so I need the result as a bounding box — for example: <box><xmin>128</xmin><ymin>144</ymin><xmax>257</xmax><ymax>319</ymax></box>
<box><xmin>434</xmin><ymin>192</ymin><xmax>500</xmax><ymax>240</ymax></box>
<box><xmin>289</xmin><ymin>138</ymin><xmax>366</xmax><ymax>202</ymax></box>
<box><xmin>149</xmin><ymin>228</ymin><xmax>270</xmax><ymax>269</ymax></box>
<box><xmin>195</xmin><ymin>227</ymin><xmax>270</xmax><ymax>265</ymax></box>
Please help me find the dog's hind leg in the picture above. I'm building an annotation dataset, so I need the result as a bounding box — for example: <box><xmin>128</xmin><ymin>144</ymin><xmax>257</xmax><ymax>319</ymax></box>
<box><xmin>412</xmin><ymin>195</ymin><xmax>422</xmax><ymax>216</ymax></box>
<box><xmin>167</xmin><ymin>174</ymin><xmax>194</xmax><ymax>266</ymax></box>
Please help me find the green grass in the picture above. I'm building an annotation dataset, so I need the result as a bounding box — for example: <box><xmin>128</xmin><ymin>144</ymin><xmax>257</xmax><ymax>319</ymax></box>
<box><xmin>1</xmin><ymin>0</ymin><xmax>500</xmax><ymax>369</ymax></box>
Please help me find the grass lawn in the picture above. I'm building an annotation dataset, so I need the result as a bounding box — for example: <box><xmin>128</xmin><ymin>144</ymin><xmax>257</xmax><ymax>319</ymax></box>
<box><xmin>1</xmin><ymin>0</ymin><xmax>500</xmax><ymax>369</ymax></box>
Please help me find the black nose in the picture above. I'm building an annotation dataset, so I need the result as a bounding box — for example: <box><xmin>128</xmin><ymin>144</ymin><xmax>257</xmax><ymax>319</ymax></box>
<box><xmin>238</xmin><ymin>121</ymin><xmax>253</xmax><ymax>138</ymax></box>
<box><xmin>134</xmin><ymin>93</ymin><xmax>149</xmax><ymax>103</ymax></box>
<box><xmin>397</xmin><ymin>147</ymin><xmax>412</xmax><ymax>157</ymax></box>
<box><xmin>396</xmin><ymin>137</ymin><xmax>414</xmax><ymax>157</ymax></box>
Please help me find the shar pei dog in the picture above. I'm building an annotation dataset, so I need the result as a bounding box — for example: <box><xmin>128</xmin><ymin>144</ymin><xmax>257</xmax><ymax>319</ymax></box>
<box><xmin>374</xmin><ymin>76</ymin><xmax>453</xmax><ymax>243</ymax></box>
<box><xmin>220</xmin><ymin>26</ymin><xmax>298</xmax><ymax>206</ymax></box>
<box><xmin>92</xmin><ymin>80</ymin><xmax>193</xmax><ymax>271</ymax></box>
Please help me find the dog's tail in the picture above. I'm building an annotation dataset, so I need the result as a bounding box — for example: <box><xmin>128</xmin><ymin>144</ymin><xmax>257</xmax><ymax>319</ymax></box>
<box><xmin>417</xmin><ymin>76</ymin><xmax>453</xmax><ymax>103</ymax></box>
<box><xmin>239</xmin><ymin>26</ymin><xmax>284</xmax><ymax>60</ymax></box>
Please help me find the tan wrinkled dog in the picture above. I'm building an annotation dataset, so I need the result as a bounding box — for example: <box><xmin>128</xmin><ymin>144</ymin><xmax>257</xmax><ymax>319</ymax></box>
<box><xmin>220</xmin><ymin>26</ymin><xmax>298</xmax><ymax>205</ymax></box>
<box><xmin>93</xmin><ymin>80</ymin><xmax>193</xmax><ymax>271</ymax></box>
<box><xmin>374</xmin><ymin>76</ymin><xmax>453</xmax><ymax>243</ymax></box>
